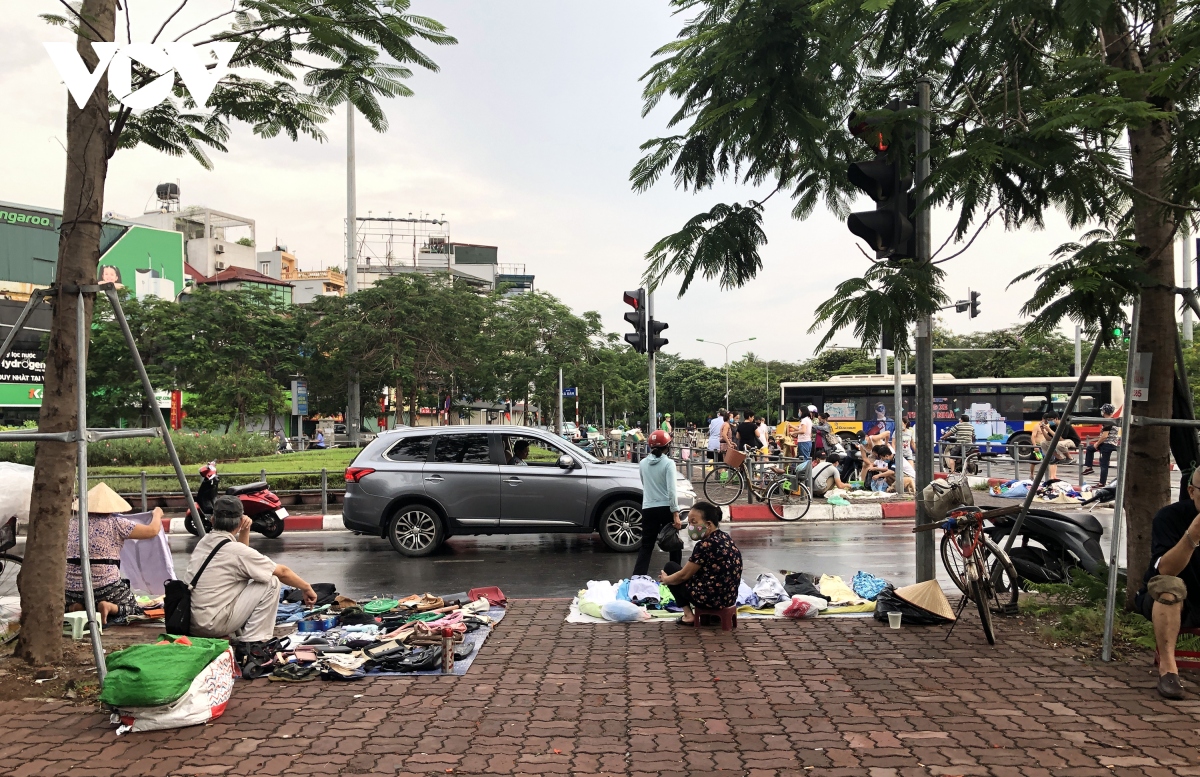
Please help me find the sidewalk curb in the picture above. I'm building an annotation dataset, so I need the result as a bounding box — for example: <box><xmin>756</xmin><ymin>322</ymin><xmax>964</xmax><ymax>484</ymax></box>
<box><xmin>163</xmin><ymin>514</ymin><xmax>345</xmax><ymax>534</ymax></box>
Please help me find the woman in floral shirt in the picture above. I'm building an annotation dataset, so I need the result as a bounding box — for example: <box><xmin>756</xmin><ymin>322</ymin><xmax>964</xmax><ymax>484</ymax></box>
<box><xmin>658</xmin><ymin>501</ymin><xmax>743</xmax><ymax>625</ymax></box>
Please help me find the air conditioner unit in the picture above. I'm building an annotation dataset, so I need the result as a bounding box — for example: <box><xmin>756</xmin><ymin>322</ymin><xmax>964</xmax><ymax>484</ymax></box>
<box><xmin>214</xmin><ymin>261</ymin><xmax>226</xmax><ymax>271</ymax></box>
<box><xmin>214</xmin><ymin>243</ymin><xmax>226</xmax><ymax>254</ymax></box>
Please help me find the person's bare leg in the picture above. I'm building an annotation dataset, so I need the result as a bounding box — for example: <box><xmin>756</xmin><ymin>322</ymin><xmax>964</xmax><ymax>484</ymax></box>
<box><xmin>680</xmin><ymin>604</ymin><xmax>694</xmax><ymax>624</ymax></box>
<box><xmin>1048</xmin><ymin>463</ymin><xmax>1058</xmax><ymax>480</ymax></box>
<box><xmin>97</xmin><ymin>601</ymin><xmax>118</xmax><ymax>625</ymax></box>
<box><xmin>66</xmin><ymin>602</ymin><xmax>83</xmax><ymax>613</ymax></box>
<box><xmin>1154</xmin><ymin>599</ymin><xmax>1183</xmax><ymax>676</ymax></box>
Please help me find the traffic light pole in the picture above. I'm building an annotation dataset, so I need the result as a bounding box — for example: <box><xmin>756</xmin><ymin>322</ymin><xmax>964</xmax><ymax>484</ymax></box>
<box><xmin>914</xmin><ymin>79</ymin><xmax>935</xmax><ymax>583</ymax></box>
<box><xmin>648</xmin><ymin>291</ymin><xmax>657</xmax><ymax>428</ymax></box>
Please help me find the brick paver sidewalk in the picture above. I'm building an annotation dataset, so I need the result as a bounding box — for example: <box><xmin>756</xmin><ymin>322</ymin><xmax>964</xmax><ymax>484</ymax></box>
<box><xmin>1</xmin><ymin>600</ymin><xmax>1198</xmax><ymax>777</ymax></box>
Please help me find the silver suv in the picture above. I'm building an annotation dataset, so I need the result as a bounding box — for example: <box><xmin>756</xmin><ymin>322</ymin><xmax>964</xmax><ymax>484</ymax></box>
<box><xmin>342</xmin><ymin>425</ymin><xmax>695</xmax><ymax>556</ymax></box>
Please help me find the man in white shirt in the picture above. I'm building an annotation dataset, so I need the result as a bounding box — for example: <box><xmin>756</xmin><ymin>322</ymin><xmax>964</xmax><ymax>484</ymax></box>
<box><xmin>187</xmin><ymin>496</ymin><xmax>316</xmax><ymax>644</ymax></box>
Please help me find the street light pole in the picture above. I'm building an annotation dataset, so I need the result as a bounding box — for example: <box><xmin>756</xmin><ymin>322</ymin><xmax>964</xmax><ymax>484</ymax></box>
<box><xmin>697</xmin><ymin>337</ymin><xmax>756</xmax><ymax>409</ymax></box>
<box><xmin>346</xmin><ymin>102</ymin><xmax>360</xmax><ymax>446</ymax></box>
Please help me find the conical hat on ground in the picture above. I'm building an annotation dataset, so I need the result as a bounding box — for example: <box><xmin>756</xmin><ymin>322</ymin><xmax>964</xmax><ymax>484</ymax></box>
<box><xmin>71</xmin><ymin>482</ymin><xmax>132</xmax><ymax>515</ymax></box>
<box><xmin>893</xmin><ymin>580</ymin><xmax>956</xmax><ymax>621</ymax></box>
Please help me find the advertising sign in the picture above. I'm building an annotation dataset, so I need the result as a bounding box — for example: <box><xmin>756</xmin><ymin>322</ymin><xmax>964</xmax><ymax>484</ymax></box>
<box><xmin>290</xmin><ymin>379</ymin><xmax>308</xmax><ymax>416</ymax></box>
<box><xmin>170</xmin><ymin>390</ymin><xmax>183</xmax><ymax>430</ymax></box>
<box><xmin>98</xmin><ymin>226</ymin><xmax>185</xmax><ymax>301</ymax></box>
<box><xmin>932</xmin><ymin>398</ymin><xmax>956</xmax><ymax>421</ymax></box>
<box><xmin>1131</xmin><ymin>353</ymin><xmax>1152</xmax><ymax>402</ymax></box>
<box><xmin>825</xmin><ymin>401</ymin><xmax>857</xmax><ymax>420</ymax></box>
<box><xmin>0</xmin><ymin>348</ymin><xmax>45</xmax><ymax>384</ymax></box>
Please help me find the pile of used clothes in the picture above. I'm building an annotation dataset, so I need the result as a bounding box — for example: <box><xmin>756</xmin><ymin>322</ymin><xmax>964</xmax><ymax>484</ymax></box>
<box><xmin>244</xmin><ymin>585</ymin><xmax>507</xmax><ymax>680</ymax></box>
<box><xmin>570</xmin><ymin>571</ymin><xmax>894</xmax><ymax>621</ymax></box>
<box><xmin>989</xmin><ymin>479</ymin><xmax>1088</xmax><ymax>503</ymax></box>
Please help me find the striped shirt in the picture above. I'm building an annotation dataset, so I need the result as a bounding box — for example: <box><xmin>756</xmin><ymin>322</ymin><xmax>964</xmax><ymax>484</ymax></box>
<box><xmin>952</xmin><ymin>421</ymin><xmax>975</xmax><ymax>444</ymax></box>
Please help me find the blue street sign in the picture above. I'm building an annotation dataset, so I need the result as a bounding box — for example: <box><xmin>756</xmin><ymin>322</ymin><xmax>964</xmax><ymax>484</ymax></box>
<box><xmin>562</xmin><ymin>387</ymin><xmax>578</xmax><ymax>398</ymax></box>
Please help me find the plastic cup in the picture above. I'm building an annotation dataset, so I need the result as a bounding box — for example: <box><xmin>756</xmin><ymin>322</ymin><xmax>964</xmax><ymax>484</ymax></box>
<box><xmin>887</xmin><ymin>611</ymin><xmax>902</xmax><ymax>629</ymax></box>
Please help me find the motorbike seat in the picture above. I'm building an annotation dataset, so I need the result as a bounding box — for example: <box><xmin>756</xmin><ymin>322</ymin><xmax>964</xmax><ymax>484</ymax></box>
<box><xmin>1028</xmin><ymin>508</ymin><xmax>1103</xmax><ymax>535</ymax></box>
<box><xmin>226</xmin><ymin>481</ymin><xmax>269</xmax><ymax>496</ymax></box>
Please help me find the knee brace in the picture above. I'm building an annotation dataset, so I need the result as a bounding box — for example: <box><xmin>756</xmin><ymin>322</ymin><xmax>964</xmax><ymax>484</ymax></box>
<box><xmin>1148</xmin><ymin>574</ymin><xmax>1187</xmax><ymax>606</ymax></box>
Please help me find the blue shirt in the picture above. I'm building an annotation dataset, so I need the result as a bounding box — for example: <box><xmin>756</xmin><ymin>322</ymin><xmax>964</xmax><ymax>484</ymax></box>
<box><xmin>639</xmin><ymin>452</ymin><xmax>678</xmax><ymax>512</ymax></box>
<box><xmin>707</xmin><ymin>417</ymin><xmax>723</xmax><ymax>451</ymax></box>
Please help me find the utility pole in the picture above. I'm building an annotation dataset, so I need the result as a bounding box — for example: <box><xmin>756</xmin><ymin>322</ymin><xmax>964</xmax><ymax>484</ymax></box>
<box><xmin>765</xmin><ymin>361</ymin><xmax>770</xmax><ymax>425</ymax></box>
<box><xmin>894</xmin><ymin>349</ymin><xmax>903</xmax><ymax>442</ymax></box>
<box><xmin>557</xmin><ymin>368</ymin><xmax>564</xmax><ymax>435</ymax></box>
<box><xmin>1080</xmin><ymin>323</ymin><xmax>1089</xmax><ymax>376</ymax></box>
<box><xmin>601</xmin><ymin>384</ymin><xmax>606</xmax><ymax>435</ymax></box>
<box><xmin>1185</xmin><ymin>227</ymin><xmax>1194</xmax><ymax>344</ymax></box>
<box><xmin>346</xmin><ymin>102</ymin><xmax>360</xmax><ymax>446</ymax></box>
<box><xmin>914</xmin><ymin>79</ymin><xmax>935</xmax><ymax>583</ymax></box>
<box><xmin>648</xmin><ymin>290</ymin><xmax>657</xmax><ymax>427</ymax></box>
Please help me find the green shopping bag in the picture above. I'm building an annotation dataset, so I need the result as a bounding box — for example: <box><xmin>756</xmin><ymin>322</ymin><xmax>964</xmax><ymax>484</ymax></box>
<box><xmin>99</xmin><ymin>634</ymin><xmax>230</xmax><ymax>708</ymax></box>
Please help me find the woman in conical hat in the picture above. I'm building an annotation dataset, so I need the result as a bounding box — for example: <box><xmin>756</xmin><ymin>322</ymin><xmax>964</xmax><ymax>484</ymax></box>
<box><xmin>65</xmin><ymin>483</ymin><xmax>163</xmax><ymax>624</ymax></box>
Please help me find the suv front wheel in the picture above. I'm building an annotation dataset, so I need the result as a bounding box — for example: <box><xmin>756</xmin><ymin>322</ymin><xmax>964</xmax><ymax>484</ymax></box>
<box><xmin>599</xmin><ymin>499</ymin><xmax>643</xmax><ymax>552</ymax></box>
<box><xmin>387</xmin><ymin>505</ymin><xmax>444</xmax><ymax>557</ymax></box>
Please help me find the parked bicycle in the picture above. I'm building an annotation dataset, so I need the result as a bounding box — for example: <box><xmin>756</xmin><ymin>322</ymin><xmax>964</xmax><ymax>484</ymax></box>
<box><xmin>913</xmin><ymin>505</ymin><xmax>1020</xmax><ymax>645</ymax></box>
<box><xmin>703</xmin><ymin>447</ymin><xmax>812</xmax><ymax>520</ymax></box>
<box><xmin>0</xmin><ymin>516</ymin><xmax>22</xmax><ymax>646</ymax></box>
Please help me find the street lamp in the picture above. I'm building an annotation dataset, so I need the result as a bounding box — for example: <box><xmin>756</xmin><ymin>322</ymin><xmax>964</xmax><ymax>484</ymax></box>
<box><xmin>697</xmin><ymin>337</ymin><xmax>756</xmax><ymax>409</ymax></box>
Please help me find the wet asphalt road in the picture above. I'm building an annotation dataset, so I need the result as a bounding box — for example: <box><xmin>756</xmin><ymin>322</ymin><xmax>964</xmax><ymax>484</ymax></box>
<box><xmin>159</xmin><ymin>508</ymin><xmax>1116</xmax><ymax>601</ymax></box>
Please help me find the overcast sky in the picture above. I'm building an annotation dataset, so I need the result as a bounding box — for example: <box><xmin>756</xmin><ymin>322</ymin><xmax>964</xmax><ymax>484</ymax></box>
<box><xmin>2</xmin><ymin>1</ymin><xmax>1191</xmax><ymax>366</ymax></box>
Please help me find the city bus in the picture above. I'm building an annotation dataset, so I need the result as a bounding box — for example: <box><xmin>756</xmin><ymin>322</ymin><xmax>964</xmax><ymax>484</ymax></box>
<box><xmin>779</xmin><ymin>374</ymin><xmax>1125</xmax><ymax>454</ymax></box>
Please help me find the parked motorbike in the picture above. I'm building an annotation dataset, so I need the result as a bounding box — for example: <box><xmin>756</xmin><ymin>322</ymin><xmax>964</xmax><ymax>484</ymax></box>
<box><xmin>939</xmin><ymin>431</ymin><xmax>981</xmax><ymax>475</ymax></box>
<box><xmin>984</xmin><ymin>505</ymin><xmax>1105</xmax><ymax>584</ymax></box>
<box><xmin>186</xmin><ymin>461</ymin><xmax>288</xmax><ymax>539</ymax></box>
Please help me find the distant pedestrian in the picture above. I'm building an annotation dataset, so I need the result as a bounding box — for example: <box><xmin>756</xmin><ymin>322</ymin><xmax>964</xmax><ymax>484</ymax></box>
<box><xmin>795</xmin><ymin>409</ymin><xmax>814</xmax><ymax>461</ymax></box>
<box><xmin>634</xmin><ymin>429</ymin><xmax>682</xmax><ymax>577</ymax></box>
<box><xmin>736</xmin><ymin>411</ymin><xmax>759</xmax><ymax>452</ymax></box>
<box><xmin>720</xmin><ymin>411</ymin><xmax>736</xmax><ymax>460</ymax></box>
<box><xmin>661</xmin><ymin>413</ymin><xmax>673</xmax><ymax>435</ymax></box>
<box><xmin>707</xmin><ymin>410</ymin><xmax>725</xmax><ymax>462</ymax></box>
<box><xmin>812</xmin><ymin>412</ymin><xmax>833</xmax><ymax>456</ymax></box>
<box><xmin>1083</xmin><ymin>404</ymin><xmax>1119</xmax><ymax>485</ymax></box>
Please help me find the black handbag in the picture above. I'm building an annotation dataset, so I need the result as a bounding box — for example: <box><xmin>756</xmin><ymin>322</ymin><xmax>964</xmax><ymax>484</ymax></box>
<box><xmin>656</xmin><ymin>523</ymin><xmax>683</xmax><ymax>553</ymax></box>
<box><xmin>164</xmin><ymin>539</ymin><xmax>231</xmax><ymax>635</ymax></box>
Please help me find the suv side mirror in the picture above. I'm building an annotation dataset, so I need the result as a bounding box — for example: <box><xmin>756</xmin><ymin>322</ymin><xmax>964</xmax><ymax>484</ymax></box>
<box><xmin>557</xmin><ymin>454</ymin><xmax>576</xmax><ymax>470</ymax></box>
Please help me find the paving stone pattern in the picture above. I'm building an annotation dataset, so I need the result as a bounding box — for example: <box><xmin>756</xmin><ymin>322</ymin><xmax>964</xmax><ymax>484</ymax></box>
<box><xmin>1</xmin><ymin>600</ymin><xmax>1198</xmax><ymax>777</ymax></box>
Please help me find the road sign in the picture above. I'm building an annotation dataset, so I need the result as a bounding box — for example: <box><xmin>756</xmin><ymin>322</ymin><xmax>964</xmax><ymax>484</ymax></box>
<box><xmin>291</xmin><ymin>379</ymin><xmax>309</xmax><ymax>415</ymax></box>
<box><xmin>562</xmin><ymin>387</ymin><xmax>578</xmax><ymax>398</ymax></box>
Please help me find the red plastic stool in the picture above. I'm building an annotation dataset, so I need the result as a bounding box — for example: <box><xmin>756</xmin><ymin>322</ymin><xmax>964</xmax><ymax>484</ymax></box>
<box><xmin>693</xmin><ymin>606</ymin><xmax>737</xmax><ymax>631</ymax></box>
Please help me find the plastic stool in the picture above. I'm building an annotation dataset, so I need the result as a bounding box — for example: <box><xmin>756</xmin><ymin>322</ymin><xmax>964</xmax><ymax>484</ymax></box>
<box><xmin>62</xmin><ymin>611</ymin><xmax>101</xmax><ymax>640</ymax></box>
<box><xmin>693</xmin><ymin>606</ymin><xmax>737</xmax><ymax>631</ymax></box>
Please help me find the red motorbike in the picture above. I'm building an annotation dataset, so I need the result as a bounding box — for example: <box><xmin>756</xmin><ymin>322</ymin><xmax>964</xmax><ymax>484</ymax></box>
<box><xmin>186</xmin><ymin>461</ymin><xmax>287</xmax><ymax>538</ymax></box>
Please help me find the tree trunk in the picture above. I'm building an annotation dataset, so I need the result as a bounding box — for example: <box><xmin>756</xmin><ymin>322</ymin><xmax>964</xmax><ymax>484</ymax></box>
<box><xmin>16</xmin><ymin>0</ymin><xmax>116</xmax><ymax>665</ymax></box>
<box><xmin>1124</xmin><ymin>117</ymin><xmax>1176</xmax><ymax>609</ymax></box>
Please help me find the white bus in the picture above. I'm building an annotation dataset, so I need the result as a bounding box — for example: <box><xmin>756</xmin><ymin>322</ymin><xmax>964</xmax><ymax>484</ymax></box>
<box><xmin>779</xmin><ymin>374</ymin><xmax>1125</xmax><ymax>454</ymax></box>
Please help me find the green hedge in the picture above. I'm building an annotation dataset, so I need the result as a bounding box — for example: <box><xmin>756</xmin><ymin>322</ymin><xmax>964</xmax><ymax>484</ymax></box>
<box><xmin>0</xmin><ymin>431</ymin><xmax>277</xmax><ymax>467</ymax></box>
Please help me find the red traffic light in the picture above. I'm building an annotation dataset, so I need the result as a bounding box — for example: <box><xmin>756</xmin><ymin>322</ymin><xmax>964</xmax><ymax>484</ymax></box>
<box><xmin>848</xmin><ymin>111</ymin><xmax>888</xmax><ymax>153</ymax></box>
<box><xmin>623</xmin><ymin>290</ymin><xmax>643</xmax><ymax>309</ymax></box>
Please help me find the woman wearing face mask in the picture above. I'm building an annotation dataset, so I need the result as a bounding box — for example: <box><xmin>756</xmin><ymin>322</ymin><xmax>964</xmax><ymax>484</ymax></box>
<box><xmin>658</xmin><ymin>501</ymin><xmax>743</xmax><ymax>626</ymax></box>
<box><xmin>633</xmin><ymin>429</ymin><xmax>682</xmax><ymax>576</ymax></box>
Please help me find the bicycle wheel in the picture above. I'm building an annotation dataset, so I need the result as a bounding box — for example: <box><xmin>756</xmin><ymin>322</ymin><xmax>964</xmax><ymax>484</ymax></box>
<box><xmin>982</xmin><ymin>536</ymin><xmax>1021</xmax><ymax>615</ymax></box>
<box><xmin>971</xmin><ymin>566</ymin><xmax>996</xmax><ymax>645</ymax></box>
<box><xmin>0</xmin><ymin>553</ymin><xmax>21</xmax><ymax>646</ymax></box>
<box><xmin>940</xmin><ymin>533</ymin><xmax>971</xmax><ymax>595</ymax></box>
<box><xmin>766</xmin><ymin>479</ymin><xmax>811</xmax><ymax>521</ymax></box>
<box><xmin>703</xmin><ymin>465</ymin><xmax>745</xmax><ymax>506</ymax></box>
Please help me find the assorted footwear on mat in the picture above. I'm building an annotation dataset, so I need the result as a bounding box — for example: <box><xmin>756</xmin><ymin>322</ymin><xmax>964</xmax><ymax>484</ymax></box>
<box><xmin>567</xmin><ymin>571</ymin><xmax>951</xmax><ymax>623</ymax></box>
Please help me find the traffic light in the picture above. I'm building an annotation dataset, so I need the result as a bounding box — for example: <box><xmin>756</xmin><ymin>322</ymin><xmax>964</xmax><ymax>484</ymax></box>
<box><xmin>1112</xmin><ymin>322</ymin><xmax>1130</xmax><ymax>344</ymax></box>
<box><xmin>846</xmin><ymin>101</ymin><xmax>914</xmax><ymax>261</ymax></box>
<box><xmin>648</xmin><ymin>318</ymin><xmax>669</xmax><ymax>355</ymax></box>
<box><xmin>623</xmin><ymin>289</ymin><xmax>646</xmax><ymax>353</ymax></box>
<box><xmin>969</xmin><ymin>290</ymin><xmax>981</xmax><ymax>319</ymax></box>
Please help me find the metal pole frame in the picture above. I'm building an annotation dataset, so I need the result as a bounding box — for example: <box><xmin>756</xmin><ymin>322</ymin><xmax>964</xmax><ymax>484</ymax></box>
<box><xmin>1103</xmin><ymin>297</ymin><xmax>1141</xmax><ymax>661</ymax></box>
<box><xmin>75</xmin><ymin>290</ymin><xmax>106</xmax><ymax>680</ymax></box>
<box><xmin>103</xmin><ymin>288</ymin><xmax>203</xmax><ymax>537</ymax></box>
<box><xmin>914</xmin><ymin>79</ymin><xmax>935</xmax><ymax>582</ymax></box>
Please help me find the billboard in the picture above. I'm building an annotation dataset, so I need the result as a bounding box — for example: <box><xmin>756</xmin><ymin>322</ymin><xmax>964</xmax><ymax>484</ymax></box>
<box><xmin>97</xmin><ymin>225</ymin><xmax>185</xmax><ymax>301</ymax></box>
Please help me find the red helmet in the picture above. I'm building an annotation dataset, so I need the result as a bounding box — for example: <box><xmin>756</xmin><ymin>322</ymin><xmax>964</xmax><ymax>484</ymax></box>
<box><xmin>648</xmin><ymin>429</ymin><xmax>672</xmax><ymax>448</ymax></box>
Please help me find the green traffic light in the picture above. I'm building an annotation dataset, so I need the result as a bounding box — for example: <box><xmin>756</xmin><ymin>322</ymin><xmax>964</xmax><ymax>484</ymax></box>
<box><xmin>1112</xmin><ymin>326</ymin><xmax>1123</xmax><ymax>337</ymax></box>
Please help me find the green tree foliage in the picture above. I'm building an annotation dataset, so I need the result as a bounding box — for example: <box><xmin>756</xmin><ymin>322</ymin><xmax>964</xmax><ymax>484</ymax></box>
<box><xmin>85</xmin><ymin>291</ymin><xmax>174</xmax><ymax>427</ymax></box>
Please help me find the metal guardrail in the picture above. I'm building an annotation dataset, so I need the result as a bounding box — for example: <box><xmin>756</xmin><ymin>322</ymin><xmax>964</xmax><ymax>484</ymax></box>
<box><xmin>87</xmin><ymin>468</ymin><xmax>339</xmax><ymax>513</ymax></box>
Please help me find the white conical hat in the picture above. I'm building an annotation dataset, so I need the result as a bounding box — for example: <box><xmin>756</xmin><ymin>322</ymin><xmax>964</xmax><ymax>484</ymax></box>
<box><xmin>71</xmin><ymin>482</ymin><xmax>131</xmax><ymax>514</ymax></box>
<box><xmin>893</xmin><ymin>580</ymin><xmax>956</xmax><ymax>621</ymax></box>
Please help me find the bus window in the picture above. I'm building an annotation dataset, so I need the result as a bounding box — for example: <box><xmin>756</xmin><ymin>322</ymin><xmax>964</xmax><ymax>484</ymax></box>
<box><xmin>963</xmin><ymin>394</ymin><xmax>999</xmax><ymax>420</ymax></box>
<box><xmin>1023</xmin><ymin>395</ymin><xmax>1050</xmax><ymax>419</ymax></box>
<box><xmin>999</xmin><ymin>394</ymin><xmax>1024</xmax><ymax>419</ymax></box>
<box><xmin>823</xmin><ymin>397</ymin><xmax>860</xmax><ymax>421</ymax></box>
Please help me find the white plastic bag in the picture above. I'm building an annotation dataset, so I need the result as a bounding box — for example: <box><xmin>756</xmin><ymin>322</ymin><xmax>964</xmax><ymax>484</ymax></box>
<box><xmin>774</xmin><ymin>596</ymin><xmax>819</xmax><ymax>619</ymax></box>
<box><xmin>600</xmin><ymin>600</ymin><xmax>650</xmax><ymax>622</ymax></box>
<box><xmin>111</xmin><ymin>648</ymin><xmax>237</xmax><ymax>733</ymax></box>
<box><xmin>0</xmin><ymin>463</ymin><xmax>34</xmax><ymax>525</ymax></box>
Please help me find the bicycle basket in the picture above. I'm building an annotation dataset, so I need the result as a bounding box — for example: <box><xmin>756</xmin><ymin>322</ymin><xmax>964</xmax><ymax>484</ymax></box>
<box><xmin>0</xmin><ymin>516</ymin><xmax>15</xmax><ymax>553</ymax></box>
<box><xmin>723</xmin><ymin>449</ymin><xmax>747</xmax><ymax>469</ymax></box>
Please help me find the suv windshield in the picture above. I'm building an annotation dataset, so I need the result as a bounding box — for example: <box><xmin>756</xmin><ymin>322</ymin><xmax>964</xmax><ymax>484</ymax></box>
<box><xmin>556</xmin><ymin>436</ymin><xmax>599</xmax><ymax>464</ymax></box>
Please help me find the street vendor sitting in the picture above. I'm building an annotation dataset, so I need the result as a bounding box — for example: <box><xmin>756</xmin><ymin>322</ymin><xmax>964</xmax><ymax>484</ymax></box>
<box><xmin>188</xmin><ymin>496</ymin><xmax>316</xmax><ymax>645</ymax></box>
<box><xmin>658</xmin><ymin>502</ymin><xmax>743</xmax><ymax>626</ymax></box>
<box><xmin>1136</xmin><ymin>467</ymin><xmax>1200</xmax><ymax>700</ymax></box>
<box><xmin>65</xmin><ymin>483</ymin><xmax>164</xmax><ymax>624</ymax></box>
